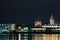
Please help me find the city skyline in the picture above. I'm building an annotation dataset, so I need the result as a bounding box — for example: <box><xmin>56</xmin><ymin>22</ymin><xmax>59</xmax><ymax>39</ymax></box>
<box><xmin>1</xmin><ymin>0</ymin><xmax>60</xmax><ymax>40</ymax></box>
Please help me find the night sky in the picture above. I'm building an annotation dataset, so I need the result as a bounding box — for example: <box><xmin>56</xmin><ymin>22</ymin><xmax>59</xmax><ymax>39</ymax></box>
<box><xmin>1</xmin><ymin>0</ymin><xmax>60</xmax><ymax>24</ymax></box>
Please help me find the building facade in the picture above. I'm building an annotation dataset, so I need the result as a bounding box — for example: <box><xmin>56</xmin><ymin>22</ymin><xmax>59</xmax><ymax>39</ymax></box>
<box><xmin>0</xmin><ymin>14</ymin><xmax>60</xmax><ymax>40</ymax></box>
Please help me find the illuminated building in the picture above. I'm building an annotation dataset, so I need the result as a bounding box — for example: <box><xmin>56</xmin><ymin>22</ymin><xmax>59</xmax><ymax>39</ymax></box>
<box><xmin>32</xmin><ymin>16</ymin><xmax>44</xmax><ymax>40</ymax></box>
<box><xmin>0</xmin><ymin>24</ymin><xmax>17</xmax><ymax>40</ymax></box>
<box><xmin>0</xmin><ymin>24</ymin><xmax>10</xmax><ymax>33</ymax></box>
<box><xmin>50</xmin><ymin>14</ymin><xmax>55</xmax><ymax>25</ymax></box>
<box><xmin>44</xmin><ymin>14</ymin><xmax>58</xmax><ymax>40</ymax></box>
<box><xmin>34</xmin><ymin>16</ymin><xmax>42</xmax><ymax>27</ymax></box>
<box><xmin>20</xmin><ymin>25</ymin><xmax>31</xmax><ymax>40</ymax></box>
<box><xmin>0</xmin><ymin>14</ymin><xmax>60</xmax><ymax>40</ymax></box>
<box><xmin>9</xmin><ymin>24</ymin><xmax>16</xmax><ymax>32</ymax></box>
<box><xmin>31</xmin><ymin>14</ymin><xmax>59</xmax><ymax>40</ymax></box>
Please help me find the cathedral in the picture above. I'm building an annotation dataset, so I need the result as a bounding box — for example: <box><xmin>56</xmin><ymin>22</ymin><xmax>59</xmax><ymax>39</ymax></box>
<box><xmin>32</xmin><ymin>14</ymin><xmax>59</xmax><ymax>40</ymax></box>
<box><xmin>0</xmin><ymin>14</ymin><xmax>60</xmax><ymax>40</ymax></box>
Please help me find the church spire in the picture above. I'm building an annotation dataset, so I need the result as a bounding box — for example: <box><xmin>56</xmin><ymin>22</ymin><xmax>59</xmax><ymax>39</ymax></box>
<box><xmin>50</xmin><ymin>13</ymin><xmax>54</xmax><ymax>19</ymax></box>
<box><xmin>50</xmin><ymin>13</ymin><xmax>55</xmax><ymax>25</ymax></box>
<box><xmin>35</xmin><ymin>15</ymin><xmax>41</xmax><ymax>21</ymax></box>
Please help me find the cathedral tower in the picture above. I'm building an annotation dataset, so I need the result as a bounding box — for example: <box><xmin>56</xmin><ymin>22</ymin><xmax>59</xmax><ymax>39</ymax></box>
<box><xmin>50</xmin><ymin>14</ymin><xmax>55</xmax><ymax>25</ymax></box>
<box><xmin>34</xmin><ymin>16</ymin><xmax>42</xmax><ymax>27</ymax></box>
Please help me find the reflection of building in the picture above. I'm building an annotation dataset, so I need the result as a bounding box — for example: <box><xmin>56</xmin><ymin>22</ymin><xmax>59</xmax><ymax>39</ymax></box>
<box><xmin>20</xmin><ymin>25</ymin><xmax>32</xmax><ymax>40</ymax></box>
<box><xmin>44</xmin><ymin>34</ymin><xmax>58</xmax><ymax>40</ymax></box>
<box><xmin>0</xmin><ymin>33</ymin><xmax>17</xmax><ymax>40</ymax></box>
<box><xmin>0</xmin><ymin>24</ymin><xmax>17</xmax><ymax>40</ymax></box>
<box><xmin>0</xmin><ymin>25</ymin><xmax>60</xmax><ymax>40</ymax></box>
<box><xmin>31</xmin><ymin>14</ymin><xmax>59</xmax><ymax>40</ymax></box>
<box><xmin>0</xmin><ymin>14</ymin><xmax>60</xmax><ymax>40</ymax></box>
<box><xmin>32</xmin><ymin>16</ymin><xmax>43</xmax><ymax>40</ymax></box>
<box><xmin>21</xmin><ymin>27</ymin><xmax>29</xmax><ymax>40</ymax></box>
<box><xmin>0</xmin><ymin>34</ymin><xmax>9</xmax><ymax>40</ymax></box>
<box><xmin>44</xmin><ymin>14</ymin><xmax>58</xmax><ymax>40</ymax></box>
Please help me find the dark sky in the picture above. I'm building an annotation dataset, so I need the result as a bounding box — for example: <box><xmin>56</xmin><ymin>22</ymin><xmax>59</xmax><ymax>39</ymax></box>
<box><xmin>1</xmin><ymin>0</ymin><xmax>60</xmax><ymax>24</ymax></box>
